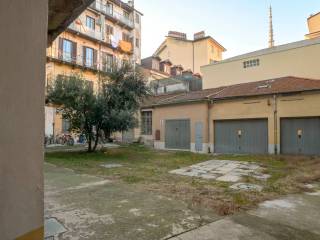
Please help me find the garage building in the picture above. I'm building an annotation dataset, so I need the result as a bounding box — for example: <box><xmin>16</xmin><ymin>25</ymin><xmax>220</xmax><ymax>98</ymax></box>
<box><xmin>141</xmin><ymin>76</ymin><xmax>320</xmax><ymax>155</ymax></box>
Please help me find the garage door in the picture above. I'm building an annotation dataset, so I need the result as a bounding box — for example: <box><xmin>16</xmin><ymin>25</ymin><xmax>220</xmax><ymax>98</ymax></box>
<box><xmin>165</xmin><ymin>119</ymin><xmax>190</xmax><ymax>150</ymax></box>
<box><xmin>214</xmin><ymin>119</ymin><xmax>268</xmax><ymax>154</ymax></box>
<box><xmin>281</xmin><ymin>117</ymin><xmax>320</xmax><ymax>155</ymax></box>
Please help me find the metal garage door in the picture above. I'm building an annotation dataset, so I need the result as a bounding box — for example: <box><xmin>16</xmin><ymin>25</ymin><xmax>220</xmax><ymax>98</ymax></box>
<box><xmin>281</xmin><ymin>117</ymin><xmax>320</xmax><ymax>155</ymax></box>
<box><xmin>165</xmin><ymin>119</ymin><xmax>190</xmax><ymax>150</ymax></box>
<box><xmin>214</xmin><ymin>119</ymin><xmax>268</xmax><ymax>154</ymax></box>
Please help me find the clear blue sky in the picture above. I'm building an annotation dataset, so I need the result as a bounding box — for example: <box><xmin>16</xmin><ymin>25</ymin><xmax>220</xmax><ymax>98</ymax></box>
<box><xmin>134</xmin><ymin>0</ymin><xmax>320</xmax><ymax>59</ymax></box>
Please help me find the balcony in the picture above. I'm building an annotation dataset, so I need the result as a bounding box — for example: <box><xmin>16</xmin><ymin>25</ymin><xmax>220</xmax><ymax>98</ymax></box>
<box><xmin>46</xmin><ymin>47</ymin><xmax>98</xmax><ymax>70</ymax></box>
<box><xmin>90</xmin><ymin>0</ymin><xmax>134</xmax><ymax>29</ymax></box>
<box><xmin>68</xmin><ymin>20</ymin><xmax>103</xmax><ymax>42</ymax></box>
<box><xmin>46</xmin><ymin>46</ymin><xmax>130</xmax><ymax>73</ymax></box>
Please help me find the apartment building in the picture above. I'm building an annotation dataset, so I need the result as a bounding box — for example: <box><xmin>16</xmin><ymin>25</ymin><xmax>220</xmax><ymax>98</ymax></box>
<box><xmin>153</xmin><ymin>31</ymin><xmax>226</xmax><ymax>74</ymax></box>
<box><xmin>45</xmin><ymin>0</ymin><xmax>142</xmax><ymax>137</ymax></box>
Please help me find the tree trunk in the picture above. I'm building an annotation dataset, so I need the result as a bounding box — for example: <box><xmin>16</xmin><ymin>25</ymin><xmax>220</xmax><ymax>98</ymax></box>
<box><xmin>87</xmin><ymin>134</ymin><xmax>92</xmax><ymax>152</ymax></box>
<box><xmin>92</xmin><ymin>128</ymin><xmax>100</xmax><ymax>152</ymax></box>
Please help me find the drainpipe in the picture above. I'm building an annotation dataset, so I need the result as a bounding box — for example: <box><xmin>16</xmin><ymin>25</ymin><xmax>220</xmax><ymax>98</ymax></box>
<box><xmin>273</xmin><ymin>94</ymin><xmax>278</xmax><ymax>154</ymax></box>
<box><xmin>207</xmin><ymin>100</ymin><xmax>212</xmax><ymax>153</ymax></box>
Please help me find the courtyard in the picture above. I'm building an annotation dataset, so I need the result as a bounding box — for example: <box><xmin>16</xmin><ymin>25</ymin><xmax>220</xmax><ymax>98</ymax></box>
<box><xmin>45</xmin><ymin>144</ymin><xmax>320</xmax><ymax>239</ymax></box>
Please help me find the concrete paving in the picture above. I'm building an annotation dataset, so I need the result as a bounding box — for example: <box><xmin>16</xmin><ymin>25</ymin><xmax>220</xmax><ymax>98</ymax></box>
<box><xmin>44</xmin><ymin>163</ymin><xmax>219</xmax><ymax>240</ymax></box>
<box><xmin>170</xmin><ymin>189</ymin><xmax>320</xmax><ymax>240</ymax></box>
<box><xmin>170</xmin><ymin>160</ymin><xmax>269</xmax><ymax>183</ymax></box>
<box><xmin>45</xmin><ymin>162</ymin><xmax>320</xmax><ymax>240</ymax></box>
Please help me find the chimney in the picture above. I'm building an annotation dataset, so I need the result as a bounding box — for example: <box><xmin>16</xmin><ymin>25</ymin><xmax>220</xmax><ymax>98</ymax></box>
<box><xmin>194</xmin><ymin>31</ymin><xmax>205</xmax><ymax>40</ymax></box>
<box><xmin>168</xmin><ymin>31</ymin><xmax>187</xmax><ymax>40</ymax></box>
<box><xmin>182</xmin><ymin>69</ymin><xmax>193</xmax><ymax>77</ymax></box>
<box><xmin>127</xmin><ymin>1</ymin><xmax>134</xmax><ymax>7</ymax></box>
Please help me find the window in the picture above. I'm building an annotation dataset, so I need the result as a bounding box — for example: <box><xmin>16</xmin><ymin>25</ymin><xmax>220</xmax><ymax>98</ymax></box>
<box><xmin>106</xmin><ymin>54</ymin><xmax>113</xmax><ymax>72</ymax></box>
<box><xmin>85</xmin><ymin>47</ymin><xmax>94</xmax><ymax>67</ymax></box>
<box><xmin>141</xmin><ymin>111</ymin><xmax>152</xmax><ymax>135</ymax></box>
<box><xmin>164</xmin><ymin>64</ymin><xmax>170</xmax><ymax>74</ymax></box>
<box><xmin>107</xmin><ymin>2</ymin><xmax>113</xmax><ymax>14</ymax></box>
<box><xmin>123</xmin><ymin>11</ymin><xmax>130</xmax><ymax>20</ymax></box>
<box><xmin>122</xmin><ymin>32</ymin><xmax>131</xmax><ymax>43</ymax></box>
<box><xmin>62</xmin><ymin>39</ymin><xmax>72</xmax><ymax>62</ymax></box>
<box><xmin>106</xmin><ymin>24</ymin><xmax>114</xmax><ymax>35</ymax></box>
<box><xmin>135</xmin><ymin>13</ymin><xmax>140</xmax><ymax>24</ymax></box>
<box><xmin>62</xmin><ymin>118</ymin><xmax>70</xmax><ymax>133</ymax></box>
<box><xmin>135</xmin><ymin>38</ymin><xmax>139</xmax><ymax>48</ymax></box>
<box><xmin>152</xmin><ymin>60</ymin><xmax>159</xmax><ymax>71</ymax></box>
<box><xmin>86</xmin><ymin>16</ymin><xmax>95</xmax><ymax>30</ymax></box>
<box><xmin>243</xmin><ymin>59</ymin><xmax>260</xmax><ymax>68</ymax></box>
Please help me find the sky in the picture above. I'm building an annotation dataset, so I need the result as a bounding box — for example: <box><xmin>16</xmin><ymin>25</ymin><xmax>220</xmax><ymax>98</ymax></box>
<box><xmin>134</xmin><ymin>0</ymin><xmax>320</xmax><ymax>59</ymax></box>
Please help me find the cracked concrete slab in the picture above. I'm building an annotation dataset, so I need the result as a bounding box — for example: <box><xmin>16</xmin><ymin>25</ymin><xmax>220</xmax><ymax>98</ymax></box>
<box><xmin>172</xmin><ymin>189</ymin><xmax>320</xmax><ymax>240</ymax></box>
<box><xmin>45</xmin><ymin>163</ymin><xmax>219</xmax><ymax>240</ymax></box>
<box><xmin>170</xmin><ymin>160</ymin><xmax>268</xmax><ymax>183</ymax></box>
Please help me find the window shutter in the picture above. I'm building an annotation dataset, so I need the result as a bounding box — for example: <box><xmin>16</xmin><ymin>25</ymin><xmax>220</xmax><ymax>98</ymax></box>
<box><xmin>101</xmin><ymin>52</ymin><xmax>106</xmax><ymax>72</ymax></box>
<box><xmin>93</xmin><ymin>49</ymin><xmax>98</xmax><ymax>69</ymax></box>
<box><xmin>82</xmin><ymin>46</ymin><xmax>86</xmax><ymax>66</ymax></box>
<box><xmin>58</xmin><ymin>38</ymin><xmax>63</xmax><ymax>59</ymax></box>
<box><xmin>71</xmin><ymin>41</ymin><xmax>77</xmax><ymax>64</ymax></box>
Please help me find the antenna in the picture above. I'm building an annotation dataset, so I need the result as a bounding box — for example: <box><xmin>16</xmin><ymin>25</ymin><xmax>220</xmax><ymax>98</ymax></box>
<box><xmin>269</xmin><ymin>5</ymin><xmax>275</xmax><ymax>48</ymax></box>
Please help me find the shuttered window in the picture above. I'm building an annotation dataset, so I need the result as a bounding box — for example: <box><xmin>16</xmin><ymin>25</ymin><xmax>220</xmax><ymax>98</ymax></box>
<box><xmin>59</xmin><ymin>38</ymin><xmax>77</xmax><ymax>63</ymax></box>
<box><xmin>83</xmin><ymin>46</ymin><xmax>97</xmax><ymax>69</ymax></box>
<box><xmin>101</xmin><ymin>52</ymin><xmax>114</xmax><ymax>72</ymax></box>
<box><xmin>106</xmin><ymin>24</ymin><xmax>114</xmax><ymax>35</ymax></box>
<box><xmin>141</xmin><ymin>111</ymin><xmax>152</xmax><ymax>135</ymax></box>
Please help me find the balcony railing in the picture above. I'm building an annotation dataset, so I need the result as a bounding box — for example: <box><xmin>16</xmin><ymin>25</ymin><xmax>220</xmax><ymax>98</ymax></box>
<box><xmin>68</xmin><ymin>21</ymin><xmax>103</xmax><ymax>41</ymax></box>
<box><xmin>90</xmin><ymin>0</ymin><xmax>134</xmax><ymax>28</ymax></box>
<box><xmin>46</xmin><ymin>47</ymin><xmax>132</xmax><ymax>73</ymax></box>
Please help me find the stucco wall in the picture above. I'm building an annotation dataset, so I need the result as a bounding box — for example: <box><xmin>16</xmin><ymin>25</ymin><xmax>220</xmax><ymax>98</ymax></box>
<box><xmin>209</xmin><ymin>97</ymin><xmax>276</xmax><ymax>153</ymax></box>
<box><xmin>150</xmin><ymin>92</ymin><xmax>320</xmax><ymax>154</ymax></box>
<box><xmin>157</xmin><ymin>37</ymin><xmax>223</xmax><ymax>74</ymax></box>
<box><xmin>152</xmin><ymin>102</ymin><xmax>209</xmax><ymax>152</ymax></box>
<box><xmin>0</xmin><ymin>0</ymin><xmax>47</xmax><ymax>239</ymax></box>
<box><xmin>276</xmin><ymin>92</ymin><xmax>320</xmax><ymax>153</ymax></box>
<box><xmin>202</xmin><ymin>42</ymin><xmax>320</xmax><ymax>89</ymax></box>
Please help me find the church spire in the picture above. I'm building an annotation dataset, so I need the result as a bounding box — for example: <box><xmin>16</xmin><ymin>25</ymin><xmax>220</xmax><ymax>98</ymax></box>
<box><xmin>269</xmin><ymin>5</ymin><xmax>275</xmax><ymax>48</ymax></box>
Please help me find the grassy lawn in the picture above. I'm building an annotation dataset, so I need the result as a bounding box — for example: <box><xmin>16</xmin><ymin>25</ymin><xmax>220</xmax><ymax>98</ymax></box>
<box><xmin>45</xmin><ymin>144</ymin><xmax>320</xmax><ymax>215</ymax></box>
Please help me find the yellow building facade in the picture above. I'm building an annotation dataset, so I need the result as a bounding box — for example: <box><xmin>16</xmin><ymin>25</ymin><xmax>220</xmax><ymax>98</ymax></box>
<box><xmin>202</xmin><ymin>38</ymin><xmax>320</xmax><ymax>89</ymax></box>
<box><xmin>153</xmin><ymin>31</ymin><xmax>226</xmax><ymax>75</ymax></box>
<box><xmin>45</xmin><ymin>0</ymin><xmax>142</xmax><ymax>138</ymax></box>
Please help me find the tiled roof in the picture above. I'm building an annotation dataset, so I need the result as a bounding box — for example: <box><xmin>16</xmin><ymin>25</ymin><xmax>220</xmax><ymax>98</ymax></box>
<box><xmin>142</xmin><ymin>76</ymin><xmax>320</xmax><ymax>108</ymax></box>
<box><xmin>213</xmin><ymin>76</ymin><xmax>320</xmax><ymax>99</ymax></box>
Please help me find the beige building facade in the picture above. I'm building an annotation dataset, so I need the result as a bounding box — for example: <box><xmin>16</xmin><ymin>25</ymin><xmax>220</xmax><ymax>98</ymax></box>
<box><xmin>202</xmin><ymin>38</ymin><xmax>320</xmax><ymax>89</ymax></box>
<box><xmin>141</xmin><ymin>77</ymin><xmax>320</xmax><ymax>155</ymax></box>
<box><xmin>154</xmin><ymin>31</ymin><xmax>226</xmax><ymax>75</ymax></box>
